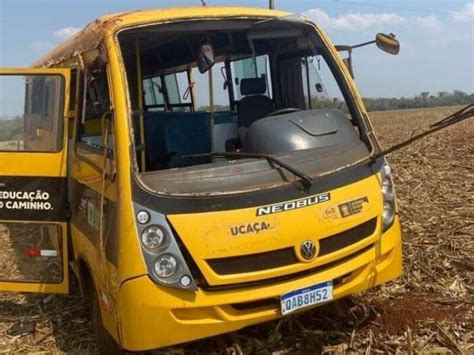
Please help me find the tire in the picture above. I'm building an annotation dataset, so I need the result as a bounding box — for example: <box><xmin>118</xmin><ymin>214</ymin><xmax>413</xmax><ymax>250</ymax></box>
<box><xmin>89</xmin><ymin>282</ymin><xmax>123</xmax><ymax>355</ymax></box>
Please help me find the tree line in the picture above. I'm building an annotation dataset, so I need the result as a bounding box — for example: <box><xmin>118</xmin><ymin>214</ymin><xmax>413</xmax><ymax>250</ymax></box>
<box><xmin>361</xmin><ymin>90</ymin><xmax>473</xmax><ymax>112</ymax></box>
<box><xmin>0</xmin><ymin>115</ymin><xmax>22</xmax><ymax>142</ymax></box>
<box><xmin>198</xmin><ymin>90</ymin><xmax>473</xmax><ymax>113</ymax></box>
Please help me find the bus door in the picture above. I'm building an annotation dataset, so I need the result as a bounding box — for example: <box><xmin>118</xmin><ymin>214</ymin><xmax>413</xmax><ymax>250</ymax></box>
<box><xmin>71</xmin><ymin>64</ymin><xmax>120</xmax><ymax>300</ymax></box>
<box><xmin>0</xmin><ymin>68</ymin><xmax>71</xmax><ymax>293</ymax></box>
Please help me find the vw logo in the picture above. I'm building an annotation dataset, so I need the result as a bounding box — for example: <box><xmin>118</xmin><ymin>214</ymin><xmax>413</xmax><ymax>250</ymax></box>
<box><xmin>300</xmin><ymin>240</ymin><xmax>317</xmax><ymax>261</ymax></box>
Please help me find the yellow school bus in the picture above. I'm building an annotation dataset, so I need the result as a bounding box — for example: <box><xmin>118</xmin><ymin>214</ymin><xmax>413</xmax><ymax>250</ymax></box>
<box><xmin>0</xmin><ymin>6</ymin><xmax>402</xmax><ymax>352</ymax></box>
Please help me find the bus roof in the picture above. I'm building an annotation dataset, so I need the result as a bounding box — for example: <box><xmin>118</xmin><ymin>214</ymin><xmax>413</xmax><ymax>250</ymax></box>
<box><xmin>34</xmin><ymin>6</ymin><xmax>292</xmax><ymax>67</ymax></box>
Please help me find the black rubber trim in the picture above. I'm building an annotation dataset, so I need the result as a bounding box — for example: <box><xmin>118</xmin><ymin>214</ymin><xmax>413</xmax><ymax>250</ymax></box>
<box><xmin>207</xmin><ymin>247</ymin><xmax>297</xmax><ymax>275</ymax></box>
<box><xmin>319</xmin><ymin>218</ymin><xmax>377</xmax><ymax>256</ymax></box>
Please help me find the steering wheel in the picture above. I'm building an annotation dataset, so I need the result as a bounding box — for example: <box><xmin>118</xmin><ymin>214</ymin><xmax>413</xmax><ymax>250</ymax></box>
<box><xmin>266</xmin><ymin>108</ymin><xmax>302</xmax><ymax>117</ymax></box>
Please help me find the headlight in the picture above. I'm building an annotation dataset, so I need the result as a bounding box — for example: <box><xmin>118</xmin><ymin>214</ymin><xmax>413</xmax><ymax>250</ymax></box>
<box><xmin>141</xmin><ymin>225</ymin><xmax>165</xmax><ymax>249</ymax></box>
<box><xmin>382</xmin><ymin>201</ymin><xmax>395</xmax><ymax>228</ymax></box>
<box><xmin>134</xmin><ymin>204</ymin><xmax>197</xmax><ymax>291</ymax></box>
<box><xmin>154</xmin><ymin>254</ymin><xmax>178</xmax><ymax>278</ymax></box>
<box><xmin>382</xmin><ymin>177</ymin><xmax>394</xmax><ymax>201</ymax></box>
<box><xmin>381</xmin><ymin>162</ymin><xmax>396</xmax><ymax>231</ymax></box>
<box><xmin>136</xmin><ymin>210</ymin><xmax>150</xmax><ymax>224</ymax></box>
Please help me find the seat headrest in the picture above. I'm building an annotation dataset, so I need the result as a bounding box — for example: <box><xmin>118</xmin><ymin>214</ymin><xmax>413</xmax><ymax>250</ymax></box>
<box><xmin>240</xmin><ymin>77</ymin><xmax>267</xmax><ymax>96</ymax></box>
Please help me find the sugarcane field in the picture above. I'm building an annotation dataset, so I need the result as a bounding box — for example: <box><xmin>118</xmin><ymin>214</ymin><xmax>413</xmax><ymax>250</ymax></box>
<box><xmin>1</xmin><ymin>106</ymin><xmax>472</xmax><ymax>354</ymax></box>
<box><xmin>0</xmin><ymin>1</ymin><xmax>473</xmax><ymax>354</ymax></box>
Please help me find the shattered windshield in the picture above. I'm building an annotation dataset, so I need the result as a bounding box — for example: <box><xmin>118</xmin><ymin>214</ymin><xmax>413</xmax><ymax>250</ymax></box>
<box><xmin>118</xmin><ymin>17</ymin><xmax>370</xmax><ymax>195</ymax></box>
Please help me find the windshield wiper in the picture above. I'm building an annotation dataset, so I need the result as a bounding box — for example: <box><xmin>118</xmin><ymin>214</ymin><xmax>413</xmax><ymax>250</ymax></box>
<box><xmin>369</xmin><ymin>103</ymin><xmax>474</xmax><ymax>161</ymax></box>
<box><xmin>183</xmin><ymin>151</ymin><xmax>313</xmax><ymax>188</ymax></box>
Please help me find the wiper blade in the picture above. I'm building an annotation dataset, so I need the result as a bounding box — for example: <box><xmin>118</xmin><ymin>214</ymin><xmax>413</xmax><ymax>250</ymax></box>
<box><xmin>184</xmin><ymin>151</ymin><xmax>313</xmax><ymax>188</ymax></box>
<box><xmin>370</xmin><ymin>103</ymin><xmax>474</xmax><ymax>161</ymax></box>
<box><xmin>430</xmin><ymin>103</ymin><xmax>474</xmax><ymax>128</ymax></box>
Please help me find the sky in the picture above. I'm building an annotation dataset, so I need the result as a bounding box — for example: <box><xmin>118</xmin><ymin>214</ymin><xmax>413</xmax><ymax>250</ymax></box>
<box><xmin>0</xmin><ymin>0</ymin><xmax>473</xmax><ymax>100</ymax></box>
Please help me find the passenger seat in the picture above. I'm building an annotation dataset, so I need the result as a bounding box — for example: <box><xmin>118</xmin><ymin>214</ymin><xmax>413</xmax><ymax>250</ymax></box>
<box><xmin>237</xmin><ymin>77</ymin><xmax>274</xmax><ymax>138</ymax></box>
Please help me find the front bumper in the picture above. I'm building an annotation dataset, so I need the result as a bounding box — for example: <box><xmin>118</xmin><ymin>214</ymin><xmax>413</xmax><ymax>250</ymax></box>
<box><xmin>118</xmin><ymin>216</ymin><xmax>402</xmax><ymax>351</ymax></box>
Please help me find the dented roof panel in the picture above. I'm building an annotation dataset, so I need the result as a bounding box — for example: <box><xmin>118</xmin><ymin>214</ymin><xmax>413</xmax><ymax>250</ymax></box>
<box><xmin>33</xmin><ymin>6</ymin><xmax>292</xmax><ymax>67</ymax></box>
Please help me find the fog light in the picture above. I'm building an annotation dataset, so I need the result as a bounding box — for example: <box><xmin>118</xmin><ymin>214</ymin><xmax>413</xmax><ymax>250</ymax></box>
<box><xmin>154</xmin><ymin>254</ymin><xmax>178</xmax><ymax>278</ymax></box>
<box><xmin>179</xmin><ymin>275</ymin><xmax>192</xmax><ymax>287</ymax></box>
<box><xmin>136</xmin><ymin>210</ymin><xmax>150</xmax><ymax>224</ymax></box>
<box><xmin>141</xmin><ymin>225</ymin><xmax>165</xmax><ymax>249</ymax></box>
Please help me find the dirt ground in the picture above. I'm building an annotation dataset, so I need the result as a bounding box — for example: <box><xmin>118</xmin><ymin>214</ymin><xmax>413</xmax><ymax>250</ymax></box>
<box><xmin>0</xmin><ymin>106</ymin><xmax>472</xmax><ymax>354</ymax></box>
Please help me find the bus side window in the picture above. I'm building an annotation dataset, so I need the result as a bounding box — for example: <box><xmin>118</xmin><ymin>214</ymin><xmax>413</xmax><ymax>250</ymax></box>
<box><xmin>69</xmin><ymin>69</ymin><xmax>78</xmax><ymax>113</ymax></box>
<box><xmin>143</xmin><ymin>71</ymin><xmax>193</xmax><ymax>112</ymax></box>
<box><xmin>164</xmin><ymin>71</ymin><xmax>192</xmax><ymax>112</ymax></box>
<box><xmin>143</xmin><ymin>76</ymin><xmax>165</xmax><ymax>110</ymax></box>
<box><xmin>0</xmin><ymin>74</ymin><xmax>64</xmax><ymax>152</ymax></box>
<box><xmin>231</xmin><ymin>55</ymin><xmax>272</xmax><ymax>103</ymax></box>
<box><xmin>76</xmin><ymin>67</ymin><xmax>111</xmax><ymax>149</ymax></box>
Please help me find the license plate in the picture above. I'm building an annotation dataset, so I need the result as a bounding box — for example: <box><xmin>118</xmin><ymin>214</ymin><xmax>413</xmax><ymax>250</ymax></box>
<box><xmin>281</xmin><ymin>281</ymin><xmax>333</xmax><ymax>315</ymax></box>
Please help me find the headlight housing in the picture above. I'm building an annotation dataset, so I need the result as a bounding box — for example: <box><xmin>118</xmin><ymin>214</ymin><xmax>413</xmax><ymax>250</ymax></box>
<box><xmin>381</xmin><ymin>161</ymin><xmax>396</xmax><ymax>231</ymax></box>
<box><xmin>134</xmin><ymin>205</ymin><xmax>197</xmax><ymax>290</ymax></box>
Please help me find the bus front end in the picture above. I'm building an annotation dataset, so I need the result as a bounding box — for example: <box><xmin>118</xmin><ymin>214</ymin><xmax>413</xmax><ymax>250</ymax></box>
<box><xmin>113</xmin><ymin>7</ymin><xmax>402</xmax><ymax>350</ymax></box>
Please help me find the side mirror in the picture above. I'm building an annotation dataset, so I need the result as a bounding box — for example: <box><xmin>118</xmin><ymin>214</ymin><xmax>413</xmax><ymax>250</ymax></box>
<box><xmin>336</xmin><ymin>33</ymin><xmax>400</xmax><ymax>78</ymax></box>
<box><xmin>375</xmin><ymin>33</ymin><xmax>400</xmax><ymax>55</ymax></box>
<box><xmin>196</xmin><ymin>40</ymin><xmax>215</xmax><ymax>74</ymax></box>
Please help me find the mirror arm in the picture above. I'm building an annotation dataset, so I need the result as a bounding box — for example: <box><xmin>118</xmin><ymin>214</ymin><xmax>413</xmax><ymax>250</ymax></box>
<box><xmin>335</xmin><ymin>45</ymin><xmax>352</xmax><ymax>53</ymax></box>
<box><xmin>336</xmin><ymin>41</ymin><xmax>375</xmax><ymax>52</ymax></box>
<box><xmin>335</xmin><ymin>46</ymin><xmax>355</xmax><ymax>78</ymax></box>
<box><xmin>351</xmin><ymin>40</ymin><xmax>376</xmax><ymax>49</ymax></box>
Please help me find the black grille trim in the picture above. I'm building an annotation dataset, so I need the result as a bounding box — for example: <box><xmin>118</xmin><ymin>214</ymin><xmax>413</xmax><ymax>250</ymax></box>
<box><xmin>202</xmin><ymin>244</ymin><xmax>374</xmax><ymax>292</ymax></box>
<box><xmin>319</xmin><ymin>218</ymin><xmax>377</xmax><ymax>256</ymax></box>
<box><xmin>231</xmin><ymin>298</ymin><xmax>279</xmax><ymax>311</ymax></box>
<box><xmin>206</xmin><ymin>218</ymin><xmax>377</xmax><ymax>277</ymax></box>
<box><xmin>207</xmin><ymin>247</ymin><xmax>298</xmax><ymax>276</ymax></box>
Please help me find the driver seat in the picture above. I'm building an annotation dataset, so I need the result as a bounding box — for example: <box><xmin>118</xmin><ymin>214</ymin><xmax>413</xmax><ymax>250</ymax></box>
<box><xmin>237</xmin><ymin>78</ymin><xmax>274</xmax><ymax>137</ymax></box>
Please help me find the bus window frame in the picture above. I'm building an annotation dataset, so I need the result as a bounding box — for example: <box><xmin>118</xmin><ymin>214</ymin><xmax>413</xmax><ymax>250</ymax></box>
<box><xmin>0</xmin><ymin>73</ymin><xmax>66</xmax><ymax>154</ymax></box>
<box><xmin>74</xmin><ymin>65</ymin><xmax>115</xmax><ymax>154</ymax></box>
<box><xmin>143</xmin><ymin>70</ymin><xmax>195</xmax><ymax>112</ymax></box>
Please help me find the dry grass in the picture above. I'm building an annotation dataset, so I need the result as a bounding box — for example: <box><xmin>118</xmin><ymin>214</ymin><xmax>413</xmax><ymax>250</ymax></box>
<box><xmin>0</xmin><ymin>106</ymin><xmax>472</xmax><ymax>354</ymax></box>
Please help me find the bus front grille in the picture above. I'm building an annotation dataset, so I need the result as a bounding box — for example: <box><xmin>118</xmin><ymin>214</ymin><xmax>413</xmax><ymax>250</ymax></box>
<box><xmin>207</xmin><ymin>247</ymin><xmax>298</xmax><ymax>275</ymax></box>
<box><xmin>205</xmin><ymin>218</ymin><xmax>377</xmax><ymax>276</ymax></box>
<box><xmin>319</xmin><ymin>218</ymin><xmax>377</xmax><ymax>256</ymax></box>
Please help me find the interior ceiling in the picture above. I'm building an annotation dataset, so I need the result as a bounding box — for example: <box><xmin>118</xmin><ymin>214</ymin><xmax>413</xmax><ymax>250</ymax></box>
<box><xmin>121</xmin><ymin>30</ymin><xmax>263</xmax><ymax>76</ymax></box>
<box><xmin>118</xmin><ymin>18</ymin><xmax>317</xmax><ymax>76</ymax></box>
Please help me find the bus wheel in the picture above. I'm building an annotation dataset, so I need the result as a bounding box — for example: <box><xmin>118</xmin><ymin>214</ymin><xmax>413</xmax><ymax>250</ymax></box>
<box><xmin>89</xmin><ymin>282</ymin><xmax>123</xmax><ymax>354</ymax></box>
